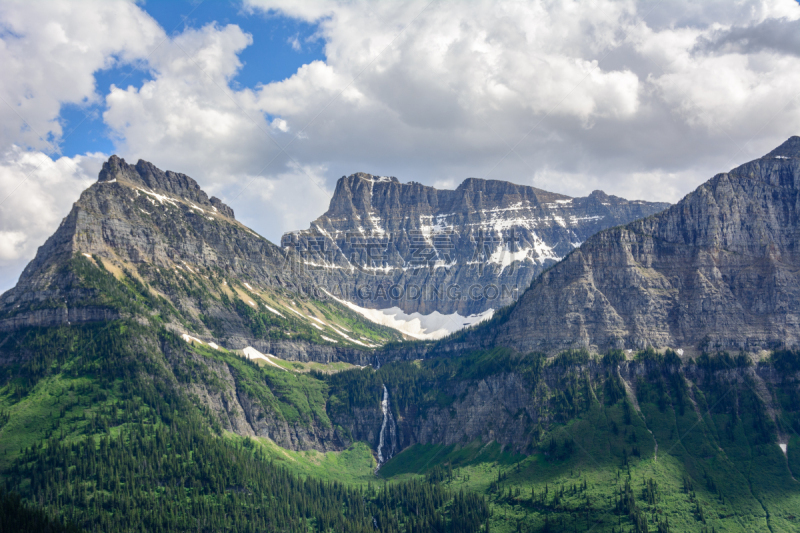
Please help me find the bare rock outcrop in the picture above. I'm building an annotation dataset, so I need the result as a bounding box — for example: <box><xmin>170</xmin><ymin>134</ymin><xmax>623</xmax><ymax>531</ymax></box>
<box><xmin>283</xmin><ymin>173</ymin><xmax>669</xmax><ymax>315</ymax></box>
<box><xmin>473</xmin><ymin>137</ymin><xmax>800</xmax><ymax>354</ymax></box>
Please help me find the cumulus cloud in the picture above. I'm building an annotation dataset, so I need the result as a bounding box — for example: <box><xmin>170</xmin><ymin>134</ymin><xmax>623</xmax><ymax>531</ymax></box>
<box><xmin>244</xmin><ymin>161</ymin><xmax>333</xmax><ymax>237</ymax></box>
<box><xmin>103</xmin><ymin>23</ymin><xmax>268</xmax><ymax>183</ymax></box>
<box><xmin>0</xmin><ymin>0</ymin><xmax>164</xmax><ymax>152</ymax></box>
<box><xmin>241</xmin><ymin>0</ymin><xmax>800</xmax><ymax>195</ymax></box>
<box><xmin>695</xmin><ymin>17</ymin><xmax>800</xmax><ymax>56</ymax></box>
<box><xmin>0</xmin><ymin>147</ymin><xmax>102</xmax><ymax>287</ymax></box>
<box><xmin>104</xmin><ymin>0</ymin><xmax>800</xmax><ymax>235</ymax></box>
<box><xmin>0</xmin><ymin>0</ymin><xmax>163</xmax><ymax>290</ymax></box>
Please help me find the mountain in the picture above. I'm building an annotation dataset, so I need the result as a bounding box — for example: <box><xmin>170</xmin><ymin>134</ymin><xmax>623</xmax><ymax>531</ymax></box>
<box><xmin>457</xmin><ymin>137</ymin><xmax>800</xmax><ymax>356</ymax></box>
<box><xmin>282</xmin><ymin>174</ymin><xmax>670</xmax><ymax>316</ymax></box>
<box><xmin>0</xmin><ymin>156</ymin><xmax>406</xmax><ymax>451</ymax></box>
<box><xmin>0</xmin><ymin>155</ymin><xmax>403</xmax><ymax>360</ymax></box>
<box><xmin>2</xmin><ymin>150</ymin><xmax>800</xmax><ymax>533</ymax></box>
<box><xmin>0</xmin><ymin>156</ymin><xmax>492</xmax><ymax>532</ymax></box>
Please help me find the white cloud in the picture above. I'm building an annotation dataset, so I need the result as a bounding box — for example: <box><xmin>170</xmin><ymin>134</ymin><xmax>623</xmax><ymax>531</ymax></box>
<box><xmin>0</xmin><ymin>147</ymin><xmax>102</xmax><ymax>288</ymax></box>
<box><xmin>243</xmin><ymin>161</ymin><xmax>333</xmax><ymax>236</ymax></box>
<box><xmin>238</xmin><ymin>0</ymin><xmax>800</xmax><ymax>210</ymax></box>
<box><xmin>0</xmin><ymin>0</ymin><xmax>163</xmax><ymax>291</ymax></box>
<box><xmin>0</xmin><ymin>231</ymin><xmax>26</xmax><ymax>262</ymax></box>
<box><xmin>271</xmin><ymin>118</ymin><xmax>289</xmax><ymax>132</ymax></box>
<box><xmin>0</xmin><ymin>0</ymin><xmax>164</xmax><ymax>152</ymax></box>
<box><xmin>103</xmin><ymin>23</ymin><xmax>269</xmax><ymax>184</ymax></box>
<box><xmin>287</xmin><ymin>34</ymin><xmax>301</xmax><ymax>52</ymax></box>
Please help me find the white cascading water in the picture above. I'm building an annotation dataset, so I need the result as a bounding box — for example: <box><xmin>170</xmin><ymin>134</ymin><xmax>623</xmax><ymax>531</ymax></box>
<box><xmin>376</xmin><ymin>384</ymin><xmax>397</xmax><ymax>468</ymax></box>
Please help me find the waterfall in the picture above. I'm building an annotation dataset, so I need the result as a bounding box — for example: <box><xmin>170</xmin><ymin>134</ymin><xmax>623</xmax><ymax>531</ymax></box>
<box><xmin>376</xmin><ymin>384</ymin><xmax>397</xmax><ymax>468</ymax></box>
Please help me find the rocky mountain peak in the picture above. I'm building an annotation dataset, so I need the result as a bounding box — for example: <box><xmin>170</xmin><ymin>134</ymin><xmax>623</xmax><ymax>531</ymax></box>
<box><xmin>588</xmin><ymin>190</ymin><xmax>609</xmax><ymax>200</ymax></box>
<box><xmin>472</xmin><ymin>136</ymin><xmax>800</xmax><ymax>355</ymax></box>
<box><xmin>764</xmin><ymin>135</ymin><xmax>800</xmax><ymax>159</ymax></box>
<box><xmin>1</xmin><ymin>156</ymin><xmax>326</xmax><ymax>336</ymax></box>
<box><xmin>97</xmin><ymin>155</ymin><xmax>235</xmax><ymax>219</ymax></box>
<box><xmin>284</xmin><ymin>173</ymin><xmax>670</xmax><ymax>315</ymax></box>
<box><xmin>354</xmin><ymin>172</ymin><xmax>399</xmax><ymax>184</ymax></box>
<box><xmin>453</xmin><ymin>177</ymin><xmax>571</xmax><ymax>208</ymax></box>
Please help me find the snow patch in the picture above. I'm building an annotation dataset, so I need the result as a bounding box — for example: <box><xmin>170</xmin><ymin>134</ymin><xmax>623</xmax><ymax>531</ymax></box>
<box><xmin>324</xmin><ymin>323</ymin><xmax>369</xmax><ymax>346</ymax></box>
<box><xmin>286</xmin><ymin>306</ymin><xmax>305</xmax><ymax>318</ymax></box>
<box><xmin>264</xmin><ymin>305</ymin><xmax>285</xmax><ymax>318</ymax></box>
<box><xmin>323</xmin><ymin>290</ymin><xmax>493</xmax><ymax>340</ymax></box>
<box><xmin>303</xmin><ymin>260</ymin><xmax>345</xmax><ymax>270</ymax></box>
<box><xmin>186</xmin><ymin>200</ymin><xmax>205</xmax><ymax>213</ymax></box>
<box><xmin>181</xmin><ymin>333</ymin><xmax>204</xmax><ymax>345</ymax></box>
<box><xmin>432</xmin><ymin>259</ymin><xmax>458</xmax><ymax>269</ymax></box>
<box><xmin>419</xmin><ymin>214</ymin><xmax>450</xmax><ymax>235</ymax></box>
<box><xmin>321</xmin><ymin>335</ymin><xmax>338</xmax><ymax>343</ymax></box>
<box><xmin>488</xmin><ymin>244</ymin><xmax>531</xmax><ymax>271</ymax></box>
<box><xmin>136</xmin><ymin>188</ymin><xmax>179</xmax><ymax>208</ymax></box>
<box><xmin>780</xmin><ymin>443</ymin><xmax>788</xmax><ymax>454</ymax></box>
<box><xmin>242</xmin><ymin>346</ymin><xmax>286</xmax><ymax>371</ymax></box>
<box><xmin>368</xmin><ymin>211</ymin><xmax>386</xmax><ymax>235</ymax></box>
<box><xmin>243</xmin><ymin>282</ymin><xmax>254</xmax><ymax>291</ymax></box>
<box><xmin>360</xmin><ymin>264</ymin><xmax>393</xmax><ymax>273</ymax></box>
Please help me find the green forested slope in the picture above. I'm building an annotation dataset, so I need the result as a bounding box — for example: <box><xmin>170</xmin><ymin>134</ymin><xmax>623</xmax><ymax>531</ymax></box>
<box><xmin>325</xmin><ymin>349</ymin><xmax>800</xmax><ymax>532</ymax></box>
<box><xmin>0</xmin><ymin>318</ymin><xmax>489</xmax><ymax>533</ymax></box>
<box><xmin>3</xmin><ymin>311</ymin><xmax>800</xmax><ymax>532</ymax></box>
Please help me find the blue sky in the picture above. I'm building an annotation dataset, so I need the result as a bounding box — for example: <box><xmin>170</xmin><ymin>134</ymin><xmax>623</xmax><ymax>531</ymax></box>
<box><xmin>58</xmin><ymin>0</ymin><xmax>325</xmax><ymax>159</ymax></box>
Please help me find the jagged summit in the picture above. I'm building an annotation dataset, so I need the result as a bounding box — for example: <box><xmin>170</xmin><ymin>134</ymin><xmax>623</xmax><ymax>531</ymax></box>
<box><xmin>765</xmin><ymin>135</ymin><xmax>800</xmax><ymax>159</ymax></box>
<box><xmin>0</xmin><ymin>157</ymin><xmax>313</xmax><ymax>334</ymax></box>
<box><xmin>98</xmin><ymin>155</ymin><xmax>234</xmax><ymax>219</ymax></box>
<box><xmin>464</xmin><ymin>136</ymin><xmax>800</xmax><ymax>354</ymax></box>
<box><xmin>284</xmin><ymin>173</ymin><xmax>670</xmax><ymax>315</ymax></box>
<box><xmin>348</xmin><ymin>172</ymin><xmax>399</xmax><ymax>183</ymax></box>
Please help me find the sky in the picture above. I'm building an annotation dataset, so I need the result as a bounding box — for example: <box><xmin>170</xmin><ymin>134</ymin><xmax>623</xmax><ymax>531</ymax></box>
<box><xmin>1</xmin><ymin>0</ymin><xmax>800</xmax><ymax>292</ymax></box>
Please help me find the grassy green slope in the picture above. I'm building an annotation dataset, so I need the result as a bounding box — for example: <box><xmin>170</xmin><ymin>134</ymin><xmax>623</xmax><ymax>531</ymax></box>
<box><xmin>3</xmin><ymin>255</ymin><xmax>800</xmax><ymax>532</ymax></box>
<box><xmin>0</xmin><ymin>319</ymin><xmax>490</xmax><ymax>533</ymax></box>
<box><xmin>325</xmin><ymin>349</ymin><xmax>800</xmax><ymax>533</ymax></box>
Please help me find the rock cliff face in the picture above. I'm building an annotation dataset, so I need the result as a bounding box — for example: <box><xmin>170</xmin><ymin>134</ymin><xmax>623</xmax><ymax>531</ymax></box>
<box><xmin>282</xmin><ymin>174</ymin><xmax>669</xmax><ymax>315</ymax></box>
<box><xmin>469</xmin><ymin>137</ymin><xmax>800</xmax><ymax>354</ymax></box>
<box><xmin>1</xmin><ymin>156</ymin><xmax>306</xmax><ymax>322</ymax></box>
<box><xmin>0</xmin><ymin>156</ymin><xmax>401</xmax><ymax>354</ymax></box>
<box><xmin>329</xmin><ymin>356</ymin><xmax>795</xmax><ymax>458</ymax></box>
<box><xmin>163</xmin><ymin>342</ymin><xmax>346</xmax><ymax>452</ymax></box>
